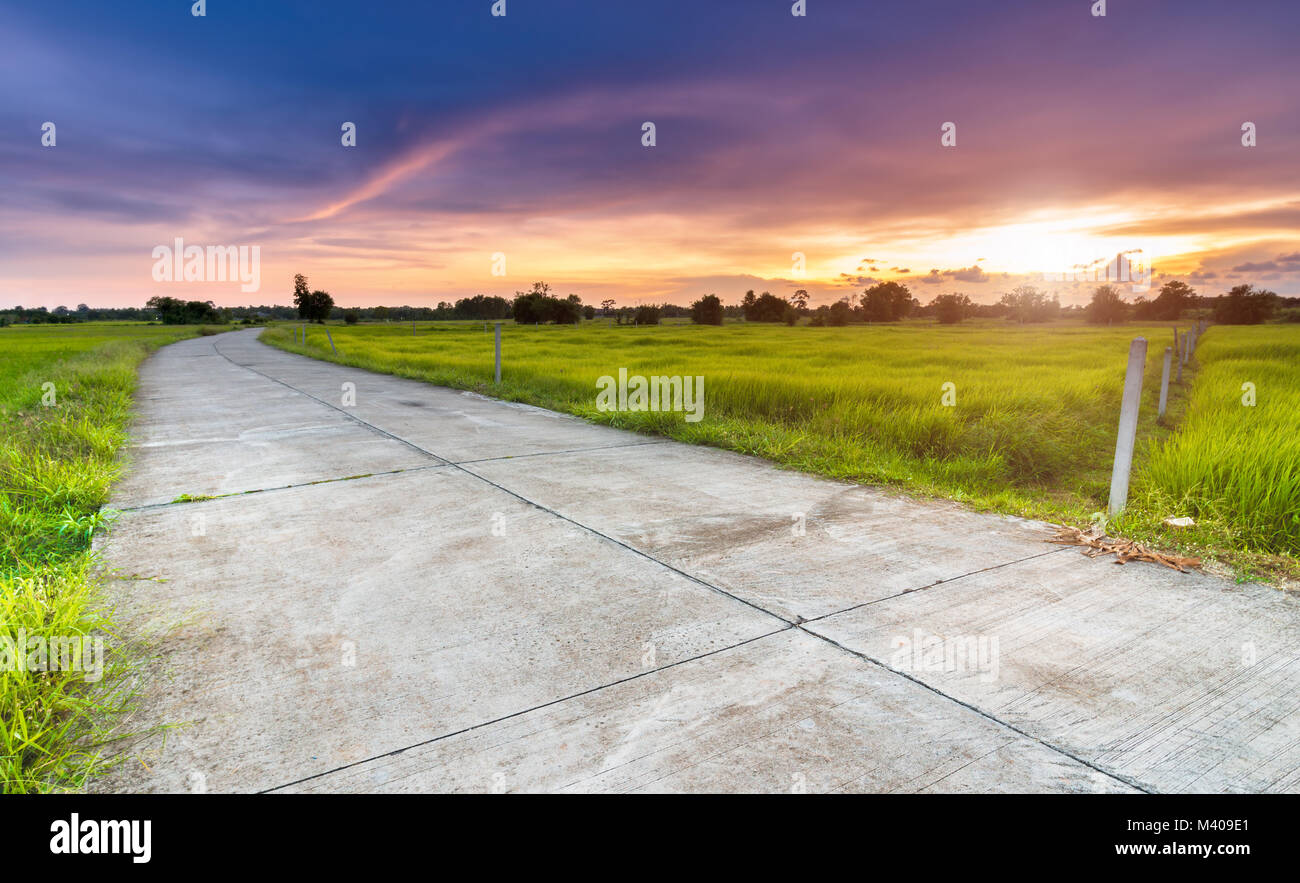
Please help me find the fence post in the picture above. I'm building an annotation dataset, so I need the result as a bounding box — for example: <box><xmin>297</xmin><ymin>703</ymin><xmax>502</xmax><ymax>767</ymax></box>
<box><xmin>1158</xmin><ymin>346</ymin><xmax>1172</xmax><ymax>418</ymax></box>
<box><xmin>1108</xmin><ymin>337</ymin><xmax>1148</xmax><ymax>517</ymax></box>
<box><xmin>494</xmin><ymin>322</ymin><xmax>502</xmax><ymax>384</ymax></box>
<box><xmin>325</xmin><ymin>327</ymin><xmax>338</xmax><ymax>355</ymax></box>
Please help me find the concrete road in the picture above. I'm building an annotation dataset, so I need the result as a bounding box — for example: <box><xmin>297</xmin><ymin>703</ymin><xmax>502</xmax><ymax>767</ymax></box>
<box><xmin>92</xmin><ymin>329</ymin><xmax>1300</xmax><ymax>793</ymax></box>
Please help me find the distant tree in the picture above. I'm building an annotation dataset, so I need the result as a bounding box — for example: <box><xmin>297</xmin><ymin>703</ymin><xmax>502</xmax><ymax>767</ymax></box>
<box><xmin>783</xmin><ymin>305</ymin><xmax>799</xmax><ymax>326</ymax></box>
<box><xmin>632</xmin><ymin>305</ymin><xmax>661</xmax><ymax>325</ymax></box>
<box><xmin>146</xmin><ymin>296</ymin><xmax>223</xmax><ymax>325</ymax></box>
<box><xmin>860</xmin><ymin>281</ymin><xmax>913</xmax><ymax>322</ymax></box>
<box><xmin>745</xmin><ymin>292</ymin><xmax>790</xmax><ymax>323</ymax></box>
<box><xmin>690</xmin><ymin>293</ymin><xmax>724</xmax><ymax>325</ymax></box>
<box><xmin>931</xmin><ymin>293</ymin><xmax>973</xmax><ymax>324</ymax></box>
<box><xmin>583</xmin><ymin>305</ymin><xmax>596</xmax><ymax>320</ymax></box>
<box><xmin>343</xmin><ymin>310</ymin><xmax>359</xmax><ymax>325</ymax></box>
<box><xmin>600</xmin><ymin>299</ymin><xmax>616</xmax><ymax>315</ymax></box>
<box><xmin>453</xmin><ymin>294</ymin><xmax>511</xmax><ymax>320</ymax></box>
<box><xmin>511</xmin><ymin>283</ymin><xmax>583</xmax><ymax>324</ymax></box>
<box><xmin>1142</xmin><ymin>280</ymin><xmax>1197</xmax><ymax>320</ymax></box>
<box><xmin>553</xmin><ymin>294</ymin><xmax>583</xmax><ymax>324</ymax></box>
<box><xmin>1086</xmin><ymin>284</ymin><xmax>1128</xmax><ymax>325</ymax></box>
<box><xmin>302</xmin><ymin>290</ymin><xmax>334</xmax><ymax>322</ymax></box>
<box><xmin>790</xmin><ymin>289</ymin><xmax>810</xmax><ymax>313</ymax></box>
<box><xmin>741</xmin><ymin>290</ymin><xmax>757</xmax><ymax>320</ymax></box>
<box><xmin>999</xmin><ymin>285</ymin><xmax>1058</xmax><ymax>323</ymax></box>
<box><xmin>1214</xmin><ymin>284</ymin><xmax>1277</xmax><ymax>324</ymax></box>
<box><xmin>828</xmin><ymin>299</ymin><xmax>853</xmax><ymax>326</ymax></box>
<box><xmin>292</xmin><ymin>274</ymin><xmax>311</xmax><ymax>315</ymax></box>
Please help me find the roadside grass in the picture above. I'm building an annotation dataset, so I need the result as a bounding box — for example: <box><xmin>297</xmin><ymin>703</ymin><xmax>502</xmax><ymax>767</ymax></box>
<box><xmin>264</xmin><ymin>319</ymin><xmax>1297</xmax><ymax>577</ymax></box>
<box><xmin>0</xmin><ymin>323</ymin><xmax>202</xmax><ymax>792</ymax></box>
<box><xmin>1124</xmin><ymin>325</ymin><xmax>1300</xmax><ymax>574</ymax></box>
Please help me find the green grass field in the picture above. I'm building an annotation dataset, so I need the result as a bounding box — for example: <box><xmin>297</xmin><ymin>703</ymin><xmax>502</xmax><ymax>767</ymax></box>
<box><xmin>0</xmin><ymin>322</ymin><xmax>204</xmax><ymax>792</ymax></box>
<box><xmin>265</xmin><ymin>319</ymin><xmax>1299</xmax><ymax>573</ymax></box>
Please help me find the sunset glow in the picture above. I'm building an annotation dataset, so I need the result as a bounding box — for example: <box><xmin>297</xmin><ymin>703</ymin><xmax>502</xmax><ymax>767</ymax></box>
<box><xmin>2</xmin><ymin>0</ymin><xmax>1297</xmax><ymax>309</ymax></box>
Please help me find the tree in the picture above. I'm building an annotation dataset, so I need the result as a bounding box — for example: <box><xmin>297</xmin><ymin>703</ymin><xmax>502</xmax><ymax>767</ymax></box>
<box><xmin>510</xmin><ymin>282</ymin><xmax>582</xmax><ymax>324</ymax></box>
<box><xmin>931</xmin><ymin>293</ymin><xmax>973</xmax><ymax>324</ymax></box>
<box><xmin>790</xmin><ymin>289</ymin><xmax>810</xmax><ymax>313</ymax></box>
<box><xmin>344</xmin><ymin>310</ymin><xmax>359</xmax><ymax>325</ymax></box>
<box><xmin>293</xmin><ymin>274</ymin><xmax>310</xmax><ymax>315</ymax></box>
<box><xmin>305</xmin><ymin>290</ymin><xmax>334</xmax><ymax>322</ymax></box>
<box><xmin>828</xmin><ymin>299</ymin><xmax>853</xmax><ymax>326</ymax></box>
<box><xmin>1144</xmin><ymin>280</ymin><xmax>1197</xmax><ymax>320</ymax></box>
<box><xmin>1214</xmin><ymin>284</ymin><xmax>1277</xmax><ymax>324</ymax></box>
<box><xmin>1086</xmin><ymin>284</ymin><xmax>1127</xmax><ymax>325</ymax></box>
<box><xmin>145</xmin><ymin>296</ymin><xmax>222</xmax><ymax>324</ymax></box>
<box><xmin>600</xmin><ymin>299</ymin><xmax>616</xmax><ymax>315</ymax></box>
<box><xmin>741</xmin><ymin>290</ymin><xmax>757</xmax><ymax>320</ymax></box>
<box><xmin>999</xmin><ymin>285</ymin><xmax>1058</xmax><ymax>323</ymax></box>
<box><xmin>745</xmin><ymin>292</ymin><xmax>790</xmax><ymax>323</ymax></box>
<box><xmin>690</xmin><ymin>293</ymin><xmax>724</xmax><ymax>325</ymax></box>
<box><xmin>632</xmin><ymin>305</ymin><xmax>661</xmax><ymax>325</ymax></box>
<box><xmin>860</xmin><ymin>281</ymin><xmax>913</xmax><ymax>322</ymax></box>
<box><xmin>453</xmin><ymin>294</ymin><xmax>511</xmax><ymax>320</ymax></box>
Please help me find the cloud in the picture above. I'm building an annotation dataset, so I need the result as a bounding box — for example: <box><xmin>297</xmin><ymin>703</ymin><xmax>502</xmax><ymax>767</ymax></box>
<box><xmin>946</xmin><ymin>265</ymin><xmax>991</xmax><ymax>283</ymax></box>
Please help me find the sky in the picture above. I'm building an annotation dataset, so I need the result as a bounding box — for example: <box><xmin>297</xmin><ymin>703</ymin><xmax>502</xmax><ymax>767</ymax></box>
<box><xmin>2</xmin><ymin>0</ymin><xmax>1298</xmax><ymax>309</ymax></box>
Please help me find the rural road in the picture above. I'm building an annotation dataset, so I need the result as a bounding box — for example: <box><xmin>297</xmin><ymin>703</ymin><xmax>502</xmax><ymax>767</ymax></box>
<box><xmin>92</xmin><ymin>329</ymin><xmax>1300</xmax><ymax>793</ymax></box>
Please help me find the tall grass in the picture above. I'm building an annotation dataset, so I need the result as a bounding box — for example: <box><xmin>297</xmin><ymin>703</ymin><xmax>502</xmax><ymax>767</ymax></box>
<box><xmin>1134</xmin><ymin>326</ymin><xmax>1300</xmax><ymax>557</ymax></box>
<box><xmin>265</xmin><ymin>319</ymin><xmax>1266</xmax><ymax>545</ymax></box>
<box><xmin>0</xmin><ymin>324</ymin><xmax>197</xmax><ymax>791</ymax></box>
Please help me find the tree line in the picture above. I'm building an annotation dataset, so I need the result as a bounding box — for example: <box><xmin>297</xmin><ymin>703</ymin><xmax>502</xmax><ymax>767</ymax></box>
<box><xmin>3</xmin><ymin>275</ymin><xmax>1294</xmax><ymax>329</ymax></box>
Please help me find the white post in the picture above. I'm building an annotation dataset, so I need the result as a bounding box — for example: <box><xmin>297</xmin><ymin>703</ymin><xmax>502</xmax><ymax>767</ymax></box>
<box><xmin>325</xmin><ymin>328</ymin><xmax>338</xmax><ymax>355</ymax></box>
<box><xmin>1108</xmin><ymin>337</ymin><xmax>1147</xmax><ymax>517</ymax></box>
<box><xmin>494</xmin><ymin>323</ymin><xmax>502</xmax><ymax>384</ymax></box>
<box><xmin>1158</xmin><ymin>346</ymin><xmax>1171</xmax><ymax>419</ymax></box>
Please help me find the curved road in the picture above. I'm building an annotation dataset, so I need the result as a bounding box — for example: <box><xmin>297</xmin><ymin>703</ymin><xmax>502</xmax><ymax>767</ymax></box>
<box><xmin>92</xmin><ymin>329</ymin><xmax>1300</xmax><ymax>793</ymax></box>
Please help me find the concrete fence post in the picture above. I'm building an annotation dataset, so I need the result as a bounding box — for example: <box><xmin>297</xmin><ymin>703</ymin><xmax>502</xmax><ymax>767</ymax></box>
<box><xmin>1108</xmin><ymin>337</ymin><xmax>1148</xmax><ymax>517</ymax></box>
<box><xmin>325</xmin><ymin>327</ymin><xmax>338</xmax><ymax>355</ymax></box>
<box><xmin>1173</xmin><ymin>326</ymin><xmax>1178</xmax><ymax>361</ymax></box>
<box><xmin>1158</xmin><ymin>346</ymin><xmax>1172</xmax><ymax>418</ymax></box>
<box><xmin>494</xmin><ymin>322</ymin><xmax>502</xmax><ymax>384</ymax></box>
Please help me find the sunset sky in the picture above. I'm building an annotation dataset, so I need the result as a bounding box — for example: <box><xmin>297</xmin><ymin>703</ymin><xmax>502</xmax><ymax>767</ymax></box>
<box><xmin>2</xmin><ymin>0</ymin><xmax>1298</xmax><ymax>309</ymax></box>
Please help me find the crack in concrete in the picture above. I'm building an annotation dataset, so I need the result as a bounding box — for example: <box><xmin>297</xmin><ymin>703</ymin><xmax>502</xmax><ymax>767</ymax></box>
<box><xmin>259</xmin><ymin>626</ymin><xmax>795</xmax><ymax>794</ymax></box>
<box><xmin>113</xmin><ymin>464</ymin><xmax>450</xmax><ymax>512</ymax></box>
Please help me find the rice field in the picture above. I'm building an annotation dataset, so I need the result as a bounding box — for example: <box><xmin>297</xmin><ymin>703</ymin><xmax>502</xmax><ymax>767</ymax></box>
<box><xmin>0</xmin><ymin>322</ymin><xmax>203</xmax><ymax>791</ymax></box>
<box><xmin>264</xmin><ymin>318</ymin><xmax>1300</xmax><ymax>571</ymax></box>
